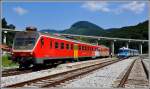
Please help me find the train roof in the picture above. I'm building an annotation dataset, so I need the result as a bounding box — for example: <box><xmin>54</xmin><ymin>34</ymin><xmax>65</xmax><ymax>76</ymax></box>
<box><xmin>119</xmin><ymin>47</ymin><xmax>138</xmax><ymax>51</ymax></box>
<box><xmin>39</xmin><ymin>32</ymin><xmax>109</xmax><ymax>48</ymax></box>
<box><xmin>15</xmin><ymin>31</ymin><xmax>109</xmax><ymax>49</ymax></box>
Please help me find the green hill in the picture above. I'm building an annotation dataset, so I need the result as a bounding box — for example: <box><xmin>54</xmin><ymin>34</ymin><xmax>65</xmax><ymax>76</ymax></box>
<box><xmin>60</xmin><ymin>21</ymin><xmax>106</xmax><ymax>36</ymax></box>
<box><xmin>103</xmin><ymin>20</ymin><xmax>148</xmax><ymax>40</ymax></box>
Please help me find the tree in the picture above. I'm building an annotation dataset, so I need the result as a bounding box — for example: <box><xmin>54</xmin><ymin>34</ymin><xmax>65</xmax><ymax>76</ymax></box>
<box><xmin>1</xmin><ymin>18</ymin><xmax>16</xmax><ymax>46</ymax></box>
<box><xmin>2</xmin><ymin>18</ymin><xmax>8</xmax><ymax>28</ymax></box>
<box><xmin>8</xmin><ymin>24</ymin><xmax>15</xmax><ymax>29</ymax></box>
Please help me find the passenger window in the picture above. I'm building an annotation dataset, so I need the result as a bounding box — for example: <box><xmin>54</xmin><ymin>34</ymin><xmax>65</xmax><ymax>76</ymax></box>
<box><xmin>55</xmin><ymin>42</ymin><xmax>59</xmax><ymax>49</ymax></box>
<box><xmin>82</xmin><ymin>46</ymin><xmax>84</xmax><ymax>50</ymax></box>
<box><xmin>61</xmin><ymin>43</ymin><xmax>64</xmax><ymax>49</ymax></box>
<box><xmin>71</xmin><ymin>44</ymin><xmax>73</xmax><ymax>50</ymax></box>
<box><xmin>66</xmin><ymin>44</ymin><xmax>69</xmax><ymax>50</ymax></box>
<box><xmin>50</xmin><ymin>41</ymin><xmax>52</xmax><ymax>48</ymax></box>
<box><xmin>79</xmin><ymin>46</ymin><xmax>81</xmax><ymax>50</ymax></box>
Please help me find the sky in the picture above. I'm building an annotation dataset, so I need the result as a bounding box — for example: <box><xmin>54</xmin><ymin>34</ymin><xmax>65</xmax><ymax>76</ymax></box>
<box><xmin>2</xmin><ymin>1</ymin><xmax>149</xmax><ymax>31</ymax></box>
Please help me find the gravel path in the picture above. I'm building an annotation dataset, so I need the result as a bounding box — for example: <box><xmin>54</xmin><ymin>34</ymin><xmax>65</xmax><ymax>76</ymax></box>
<box><xmin>56</xmin><ymin>57</ymin><xmax>136</xmax><ymax>88</ymax></box>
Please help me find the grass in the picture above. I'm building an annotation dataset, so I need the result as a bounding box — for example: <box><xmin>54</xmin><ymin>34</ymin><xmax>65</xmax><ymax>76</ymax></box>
<box><xmin>2</xmin><ymin>54</ymin><xmax>18</xmax><ymax>67</ymax></box>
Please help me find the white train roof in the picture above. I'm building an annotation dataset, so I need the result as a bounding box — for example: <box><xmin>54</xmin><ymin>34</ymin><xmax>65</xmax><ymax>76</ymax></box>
<box><xmin>119</xmin><ymin>47</ymin><xmax>138</xmax><ymax>51</ymax></box>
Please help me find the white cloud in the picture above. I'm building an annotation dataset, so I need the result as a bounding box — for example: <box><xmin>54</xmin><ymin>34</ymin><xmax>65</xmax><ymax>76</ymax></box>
<box><xmin>13</xmin><ymin>6</ymin><xmax>28</xmax><ymax>15</ymax></box>
<box><xmin>118</xmin><ymin>1</ymin><xmax>146</xmax><ymax>14</ymax></box>
<box><xmin>82</xmin><ymin>1</ymin><xmax>146</xmax><ymax>14</ymax></box>
<box><xmin>82</xmin><ymin>1</ymin><xmax>110</xmax><ymax>12</ymax></box>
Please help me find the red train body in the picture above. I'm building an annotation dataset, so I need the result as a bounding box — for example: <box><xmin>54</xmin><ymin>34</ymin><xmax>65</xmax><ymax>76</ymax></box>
<box><xmin>12</xmin><ymin>31</ymin><xmax>109</xmax><ymax>68</ymax></box>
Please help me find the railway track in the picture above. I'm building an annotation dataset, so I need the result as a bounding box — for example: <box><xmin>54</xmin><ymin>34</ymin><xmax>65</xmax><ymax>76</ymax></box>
<box><xmin>117</xmin><ymin>59</ymin><xmax>136</xmax><ymax>87</ymax></box>
<box><xmin>2</xmin><ymin>68</ymin><xmax>33</xmax><ymax>77</ymax></box>
<box><xmin>4</xmin><ymin>59</ymin><xmax>122</xmax><ymax>88</ymax></box>
<box><xmin>2</xmin><ymin>58</ymin><xmax>118</xmax><ymax>77</ymax></box>
<box><xmin>2</xmin><ymin>63</ymin><xmax>59</xmax><ymax>77</ymax></box>
<box><xmin>117</xmin><ymin>57</ymin><xmax>149</xmax><ymax>88</ymax></box>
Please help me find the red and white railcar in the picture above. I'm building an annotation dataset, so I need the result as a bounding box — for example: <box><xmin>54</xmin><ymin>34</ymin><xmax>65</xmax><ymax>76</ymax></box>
<box><xmin>11</xmin><ymin>31</ymin><xmax>109</xmax><ymax>68</ymax></box>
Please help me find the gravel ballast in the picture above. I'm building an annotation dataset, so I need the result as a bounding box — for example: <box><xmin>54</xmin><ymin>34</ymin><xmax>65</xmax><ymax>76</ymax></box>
<box><xmin>1</xmin><ymin>58</ymin><xmax>112</xmax><ymax>87</ymax></box>
<box><xmin>56</xmin><ymin>57</ymin><xmax>136</xmax><ymax>88</ymax></box>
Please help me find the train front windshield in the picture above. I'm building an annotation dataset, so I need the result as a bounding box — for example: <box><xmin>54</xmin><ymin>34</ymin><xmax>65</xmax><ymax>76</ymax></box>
<box><xmin>13</xmin><ymin>32</ymin><xmax>39</xmax><ymax>50</ymax></box>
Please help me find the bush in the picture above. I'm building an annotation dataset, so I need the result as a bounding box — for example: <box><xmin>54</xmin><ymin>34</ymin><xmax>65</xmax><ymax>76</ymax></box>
<box><xmin>2</xmin><ymin>54</ymin><xmax>18</xmax><ymax>67</ymax></box>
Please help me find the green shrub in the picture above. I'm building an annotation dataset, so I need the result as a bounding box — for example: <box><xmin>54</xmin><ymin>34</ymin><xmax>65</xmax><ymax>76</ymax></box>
<box><xmin>2</xmin><ymin>54</ymin><xmax>18</xmax><ymax>67</ymax></box>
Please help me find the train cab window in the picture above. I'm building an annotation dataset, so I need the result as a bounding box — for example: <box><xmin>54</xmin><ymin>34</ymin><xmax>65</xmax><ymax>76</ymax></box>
<box><xmin>40</xmin><ymin>38</ymin><xmax>44</xmax><ymax>48</ymax></box>
<box><xmin>55</xmin><ymin>42</ymin><xmax>59</xmax><ymax>49</ymax></box>
<box><xmin>61</xmin><ymin>43</ymin><xmax>64</xmax><ymax>49</ymax></box>
<box><xmin>71</xmin><ymin>44</ymin><xmax>73</xmax><ymax>50</ymax></box>
<box><xmin>66</xmin><ymin>44</ymin><xmax>69</xmax><ymax>50</ymax></box>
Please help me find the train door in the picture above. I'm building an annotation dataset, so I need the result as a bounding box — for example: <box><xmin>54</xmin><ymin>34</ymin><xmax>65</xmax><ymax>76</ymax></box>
<box><xmin>95</xmin><ymin>48</ymin><xmax>100</xmax><ymax>57</ymax></box>
<box><xmin>74</xmin><ymin>44</ymin><xmax>78</xmax><ymax>60</ymax></box>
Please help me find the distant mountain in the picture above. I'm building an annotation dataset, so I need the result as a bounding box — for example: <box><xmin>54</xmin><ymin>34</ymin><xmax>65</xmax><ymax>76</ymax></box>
<box><xmin>62</xmin><ymin>21</ymin><xmax>106</xmax><ymax>36</ymax></box>
<box><xmin>40</xmin><ymin>20</ymin><xmax>148</xmax><ymax>40</ymax></box>
<box><xmin>40</xmin><ymin>21</ymin><xmax>106</xmax><ymax>36</ymax></box>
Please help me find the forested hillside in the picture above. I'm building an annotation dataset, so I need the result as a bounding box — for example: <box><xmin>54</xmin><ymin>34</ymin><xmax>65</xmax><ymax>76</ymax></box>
<box><xmin>103</xmin><ymin>20</ymin><xmax>148</xmax><ymax>40</ymax></box>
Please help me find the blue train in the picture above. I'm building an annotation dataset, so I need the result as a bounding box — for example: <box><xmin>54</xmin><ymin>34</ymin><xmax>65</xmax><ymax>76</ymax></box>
<box><xmin>117</xmin><ymin>47</ymin><xmax>139</xmax><ymax>58</ymax></box>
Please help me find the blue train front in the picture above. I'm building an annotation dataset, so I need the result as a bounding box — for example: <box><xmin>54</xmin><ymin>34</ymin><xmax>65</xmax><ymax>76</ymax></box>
<box><xmin>117</xmin><ymin>47</ymin><xmax>139</xmax><ymax>58</ymax></box>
